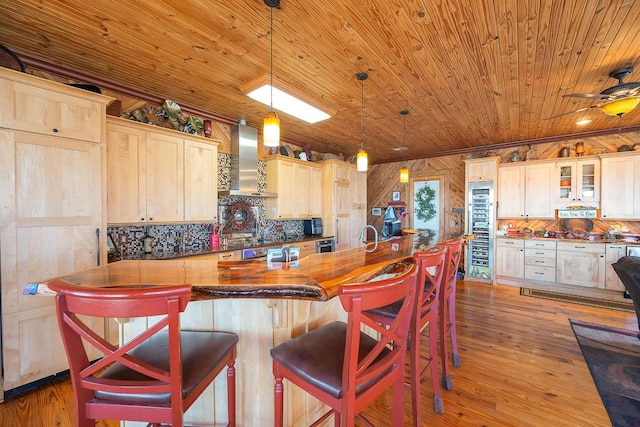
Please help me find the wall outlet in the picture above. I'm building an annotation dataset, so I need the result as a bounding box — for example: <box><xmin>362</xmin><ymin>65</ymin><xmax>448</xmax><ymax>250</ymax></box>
<box><xmin>119</xmin><ymin>234</ymin><xmax>128</xmax><ymax>244</ymax></box>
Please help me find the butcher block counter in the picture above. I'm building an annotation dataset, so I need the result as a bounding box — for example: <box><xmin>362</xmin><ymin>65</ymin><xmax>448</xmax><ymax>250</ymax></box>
<box><xmin>35</xmin><ymin>235</ymin><xmax>422</xmax><ymax>427</ymax></box>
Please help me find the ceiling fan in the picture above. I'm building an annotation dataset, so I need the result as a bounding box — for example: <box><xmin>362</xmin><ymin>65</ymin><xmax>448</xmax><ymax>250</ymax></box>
<box><xmin>544</xmin><ymin>67</ymin><xmax>640</xmax><ymax>120</ymax></box>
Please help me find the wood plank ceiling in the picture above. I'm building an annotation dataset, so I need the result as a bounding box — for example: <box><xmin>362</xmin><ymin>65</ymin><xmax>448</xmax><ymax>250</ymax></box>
<box><xmin>2</xmin><ymin>0</ymin><xmax>640</xmax><ymax>164</ymax></box>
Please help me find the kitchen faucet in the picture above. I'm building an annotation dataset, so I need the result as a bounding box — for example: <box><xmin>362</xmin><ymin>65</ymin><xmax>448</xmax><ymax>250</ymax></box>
<box><xmin>359</xmin><ymin>224</ymin><xmax>379</xmax><ymax>253</ymax></box>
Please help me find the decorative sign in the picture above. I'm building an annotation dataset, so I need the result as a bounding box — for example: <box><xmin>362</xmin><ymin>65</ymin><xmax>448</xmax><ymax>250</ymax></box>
<box><xmin>557</xmin><ymin>208</ymin><xmax>598</xmax><ymax>218</ymax></box>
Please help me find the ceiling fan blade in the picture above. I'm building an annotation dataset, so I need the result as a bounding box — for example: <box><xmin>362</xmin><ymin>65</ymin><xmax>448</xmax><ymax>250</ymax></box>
<box><xmin>563</xmin><ymin>93</ymin><xmax>608</xmax><ymax>99</ymax></box>
<box><xmin>543</xmin><ymin>106</ymin><xmax>594</xmax><ymax>120</ymax></box>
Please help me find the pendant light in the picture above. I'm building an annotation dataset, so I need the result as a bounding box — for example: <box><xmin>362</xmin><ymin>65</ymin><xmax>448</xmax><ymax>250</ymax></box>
<box><xmin>399</xmin><ymin>109</ymin><xmax>409</xmax><ymax>182</ymax></box>
<box><xmin>263</xmin><ymin>0</ymin><xmax>280</xmax><ymax>147</ymax></box>
<box><xmin>356</xmin><ymin>72</ymin><xmax>368</xmax><ymax>172</ymax></box>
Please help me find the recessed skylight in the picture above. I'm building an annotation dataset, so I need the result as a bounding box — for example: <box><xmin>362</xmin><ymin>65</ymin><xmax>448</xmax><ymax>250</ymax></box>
<box><xmin>240</xmin><ymin>75</ymin><xmax>333</xmax><ymax>124</ymax></box>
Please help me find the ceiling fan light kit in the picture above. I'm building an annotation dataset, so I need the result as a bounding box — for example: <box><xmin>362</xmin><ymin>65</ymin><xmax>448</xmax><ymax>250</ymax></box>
<box><xmin>598</xmin><ymin>97</ymin><xmax>640</xmax><ymax>117</ymax></box>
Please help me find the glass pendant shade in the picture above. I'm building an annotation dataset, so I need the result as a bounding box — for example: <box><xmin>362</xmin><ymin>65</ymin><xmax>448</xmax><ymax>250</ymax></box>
<box><xmin>400</xmin><ymin>166</ymin><xmax>409</xmax><ymax>182</ymax></box>
<box><xmin>598</xmin><ymin>97</ymin><xmax>640</xmax><ymax>116</ymax></box>
<box><xmin>263</xmin><ymin>111</ymin><xmax>280</xmax><ymax>147</ymax></box>
<box><xmin>356</xmin><ymin>149</ymin><xmax>368</xmax><ymax>172</ymax></box>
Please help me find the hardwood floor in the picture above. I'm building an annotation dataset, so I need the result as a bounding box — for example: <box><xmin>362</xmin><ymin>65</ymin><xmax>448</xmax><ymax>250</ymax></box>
<box><xmin>0</xmin><ymin>280</ymin><xmax>635</xmax><ymax>426</ymax></box>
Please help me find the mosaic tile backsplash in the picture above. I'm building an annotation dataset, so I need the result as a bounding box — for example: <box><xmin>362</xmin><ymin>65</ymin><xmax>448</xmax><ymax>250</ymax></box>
<box><xmin>107</xmin><ymin>155</ymin><xmax>305</xmax><ymax>260</ymax></box>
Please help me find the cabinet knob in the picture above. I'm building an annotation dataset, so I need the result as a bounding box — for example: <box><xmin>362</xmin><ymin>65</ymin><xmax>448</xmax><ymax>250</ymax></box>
<box><xmin>52</xmin><ymin>128</ymin><xmax>58</xmax><ymax>133</ymax></box>
<box><xmin>141</xmin><ymin>218</ymin><xmax>145</xmax><ymax>221</ymax></box>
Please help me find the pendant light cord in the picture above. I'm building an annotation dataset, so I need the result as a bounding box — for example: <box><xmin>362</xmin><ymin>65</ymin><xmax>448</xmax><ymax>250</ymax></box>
<box><xmin>269</xmin><ymin>6</ymin><xmax>274</xmax><ymax>113</ymax></box>
<box><xmin>360</xmin><ymin>77</ymin><xmax>365</xmax><ymax>150</ymax></box>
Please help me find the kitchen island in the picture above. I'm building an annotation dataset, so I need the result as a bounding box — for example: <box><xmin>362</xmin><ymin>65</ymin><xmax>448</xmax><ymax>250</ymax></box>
<box><xmin>36</xmin><ymin>235</ymin><xmax>421</xmax><ymax>426</ymax></box>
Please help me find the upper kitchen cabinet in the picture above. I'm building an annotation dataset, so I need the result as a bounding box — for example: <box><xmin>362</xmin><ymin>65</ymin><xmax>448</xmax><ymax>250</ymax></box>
<box><xmin>322</xmin><ymin>160</ymin><xmax>354</xmax><ymax>250</ymax></box>
<box><xmin>600</xmin><ymin>152</ymin><xmax>640</xmax><ymax>219</ymax></box>
<box><xmin>106</xmin><ymin>117</ymin><xmax>219</xmax><ymax>224</ymax></box>
<box><xmin>266</xmin><ymin>156</ymin><xmax>323</xmax><ymax>220</ymax></box>
<box><xmin>0</xmin><ymin>68</ymin><xmax>112</xmax><ymax>390</ymax></box>
<box><xmin>184</xmin><ymin>139</ymin><xmax>218</xmax><ymax>222</ymax></box>
<box><xmin>0</xmin><ymin>69</ymin><xmax>103</xmax><ymax>143</ymax></box>
<box><xmin>465</xmin><ymin>157</ymin><xmax>500</xmax><ymax>182</ymax></box>
<box><xmin>497</xmin><ymin>161</ymin><xmax>555</xmax><ymax>219</ymax></box>
<box><xmin>554</xmin><ymin>158</ymin><xmax>600</xmax><ymax>207</ymax></box>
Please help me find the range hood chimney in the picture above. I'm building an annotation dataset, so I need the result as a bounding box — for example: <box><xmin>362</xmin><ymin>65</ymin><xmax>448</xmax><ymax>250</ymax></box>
<box><xmin>218</xmin><ymin>121</ymin><xmax>277</xmax><ymax>198</ymax></box>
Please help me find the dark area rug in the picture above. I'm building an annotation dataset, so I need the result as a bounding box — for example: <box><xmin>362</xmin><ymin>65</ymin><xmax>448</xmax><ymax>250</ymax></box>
<box><xmin>570</xmin><ymin>319</ymin><xmax>640</xmax><ymax>427</ymax></box>
<box><xmin>521</xmin><ymin>288</ymin><xmax>634</xmax><ymax>312</ymax></box>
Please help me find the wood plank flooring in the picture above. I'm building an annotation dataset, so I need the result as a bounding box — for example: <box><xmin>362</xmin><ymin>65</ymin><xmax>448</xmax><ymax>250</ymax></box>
<box><xmin>0</xmin><ymin>280</ymin><xmax>635</xmax><ymax>426</ymax></box>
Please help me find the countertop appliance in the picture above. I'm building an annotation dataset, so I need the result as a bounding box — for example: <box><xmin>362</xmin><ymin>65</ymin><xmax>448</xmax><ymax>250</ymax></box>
<box><xmin>316</xmin><ymin>239</ymin><xmax>335</xmax><ymax>253</ymax></box>
<box><xmin>303</xmin><ymin>218</ymin><xmax>323</xmax><ymax>236</ymax></box>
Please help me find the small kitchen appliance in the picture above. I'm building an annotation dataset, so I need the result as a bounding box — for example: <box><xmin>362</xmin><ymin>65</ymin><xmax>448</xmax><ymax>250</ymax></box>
<box><xmin>303</xmin><ymin>218</ymin><xmax>323</xmax><ymax>236</ymax></box>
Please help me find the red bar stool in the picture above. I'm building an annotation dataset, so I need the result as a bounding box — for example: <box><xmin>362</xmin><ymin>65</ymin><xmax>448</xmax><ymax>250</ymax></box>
<box><xmin>440</xmin><ymin>237</ymin><xmax>464</xmax><ymax>390</ymax></box>
<box><xmin>368</xmin><ymin>247</ymin><xmax>447</xmax><ymax>425</ymax></box>
<box><xmin>49</xmin><ymin>281</ymin><xmax>238</xmax><ymax>427</ymax></box>
<box><xmin>270</xmin><ymin>262</ymin><xmax>419</xmax><ymax>427</ymax></box>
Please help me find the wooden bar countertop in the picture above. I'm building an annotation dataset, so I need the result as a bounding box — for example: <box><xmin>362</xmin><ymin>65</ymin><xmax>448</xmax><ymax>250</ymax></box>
<box><xmin>35</xmin><ymin>236</ymin><xmax>419</xmax><ymax>301</ymax></box>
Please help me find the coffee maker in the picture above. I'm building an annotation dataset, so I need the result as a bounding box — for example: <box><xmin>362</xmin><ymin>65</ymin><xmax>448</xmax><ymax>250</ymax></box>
<box><xmin>381</xmin><ymin>206</ymin><xmax>402</xmax><ymax>237</ymax></box>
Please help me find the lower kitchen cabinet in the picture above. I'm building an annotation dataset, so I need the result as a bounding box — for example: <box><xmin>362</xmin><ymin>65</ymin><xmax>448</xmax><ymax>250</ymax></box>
<box><xmin>605</xmin><ymin>243</ymin><xmax>627</xmax><ymax>291</ymax></box>
<box><xmin>495</xmin><ymin>238</ymin><xmax>524</xmax><ymax>279</ymax></box>
<box><xmin>524</xmin><ymin>239</ymin><xmax>556</xmax><ymax>282</ymax></box>
<box><xmin>556</xmin><ymin>241</ymin><xmax>605</xmax><ymax>288</ymax></box>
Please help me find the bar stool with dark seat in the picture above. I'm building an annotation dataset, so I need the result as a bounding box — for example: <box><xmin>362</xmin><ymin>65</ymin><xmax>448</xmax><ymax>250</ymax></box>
<box><xmin>613</xmin><ymin>255</ymin><xmax>640</xmax><ymax>338</ymax></box>
<box><xmin>270</xmin><ymin>263</ymin><xmax>419</xmax><ymax>427</ymax></box>
<box><xmin>367</xmin><ymin>247</ymin><xmax>447</xmax><ymax>425</ymax></box>
<box><xmin>49</xmin><ymin>281</ymin><xmax>239</xmax><ymax>427</ymax></box>
<box><xmin>440</xmin><ymin>237</ymin><xmax>464</xmax><ymax>390</ymax></box>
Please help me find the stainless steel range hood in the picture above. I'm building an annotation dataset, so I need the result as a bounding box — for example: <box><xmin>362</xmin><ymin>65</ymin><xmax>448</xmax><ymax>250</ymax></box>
<box><xmin>218</xmin><ymin>121</ymin><xmax>277</xmax><ymax>198</ymax></box>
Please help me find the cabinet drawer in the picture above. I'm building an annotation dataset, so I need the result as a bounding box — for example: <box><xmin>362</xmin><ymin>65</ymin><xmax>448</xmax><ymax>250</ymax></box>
<box><xmin>496</xmin><ymin>238</ymin><xmax>524</xmax><ymax>248</ymax></box>
<box><xmin>525</xmin><ymin>256</ymin><xmax>556</xmax><ymax>267</ymax></box>
<box><xmin>556</xmin><ymin>241</ymin><xmax>604</xmax><ymax>254</ymax></box>
<box><xmin>218</xmin><ymin>250</ymin><xmax>241</xmax><ymax>261</ymax></box>
<box><xmin>525</xmin><ymin>248</ymin><xmax>555</xmax><ymax>259</ymax></box>
<box><xmin>525</xmin><ymin>265</ymin><xmax>556</xmax><ymax>282</ymax></box>
<box><xmin>524</xmin><ymin>239</ymin><xmax>556</xmax><ymax>250</ymax></box>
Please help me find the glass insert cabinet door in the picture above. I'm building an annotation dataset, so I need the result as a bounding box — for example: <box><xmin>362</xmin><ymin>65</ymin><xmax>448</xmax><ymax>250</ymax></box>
<box><xmin>556</xmin><ymin>160</ymin><xmax>600</xmax><ymax>204</ymax></box>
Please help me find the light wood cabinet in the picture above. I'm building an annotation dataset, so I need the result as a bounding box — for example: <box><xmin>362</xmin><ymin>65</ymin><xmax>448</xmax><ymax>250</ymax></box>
<box><xmin>605</xmin><ymin>243</ymin><xmax>627</xmax><ymax>292</ymax></box>
<box><xmin>555</xmin><ymin>158</ymin><xmax>600</xmax><ymax>206</ymax></box>
<box><xmin>266</xmin><ymin>156</ymin><xmax>323</xmax><ymax>220</ymax></box>
<box><xmin>106</xmin><ymin>117</ymin><xmax>219</xmax><ymax>224</ymax></box>
<box><xmin>0</xmin><ymin>72</ymin><xmax>103</xmax><ymax>143</ymax></box>
<box><xmin>524</xmin><ymin>240</ymin><xmax>556</xmax><ymax>282</ymax></box>
<box><xmin>297</xmin><ymin>241</ymin><xmax>317</xmax><ymax>259</ymax></box>
<box><xmin>556</xmin><ymin>242</ymin><xmax>605</xmax><ymax>288</ymax></box>
<box><xmin>0</xmin><ymin>68</ymin><xmax>112</xmax><ymax>391</ymax></box>
<box><xmin>465</xmin><ymin>157</ymin><xmax>499</xmax><ymax>182</ymax></box>
<box><xmin>348</xmin><ymin>167</ymin><xmax>367</xmax><ymax>248</ymax></box>
<box><xmin>600</xmin><ymin>152</ymin><xmax>640</xmax><ymax>219</ymax></box>
<box><xmin>184</xmin><ymin>139</ymin><xmax>218</xmax><ymax>222</ymax></box>
<box><xmin>322</xmin><ymin>160</ymin><xmax>355</xmax><ymax>250</ymax></box>
<box><xmin>218</xmin><ymin>250</ymin><xmax>242</xmax><ymax>261</ymax></box>
<box><xmin>308</xmin><ymin>165</ymin><xmax>323</xmax><ymax>218</ymax></box>
<box><xmin>497</xmin><ymin>162</ymin><xmax>554</xmax><ymax>219</ymax></box>
<box><xmin>495</xmin><ymin>238</ymin><xmax>524</xmax><ymax>279</ymax></box>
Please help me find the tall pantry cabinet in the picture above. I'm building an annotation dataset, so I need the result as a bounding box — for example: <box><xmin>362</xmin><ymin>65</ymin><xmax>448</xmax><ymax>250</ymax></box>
<box><xmin>0</xmin><ymin>68</ymin><xmax>112</xmax><ymax>394</ymax></box>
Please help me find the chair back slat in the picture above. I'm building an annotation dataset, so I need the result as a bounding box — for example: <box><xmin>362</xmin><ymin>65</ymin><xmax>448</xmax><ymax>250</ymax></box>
<box><xmin>338</xmin><ymin>263</ymin><xmax>418</xmax><ymax>396</ymax></box>
<box><xmin>49</xmin><ymin>282</ymin><xmax>192</xmax><ymax>398</ymax></box>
